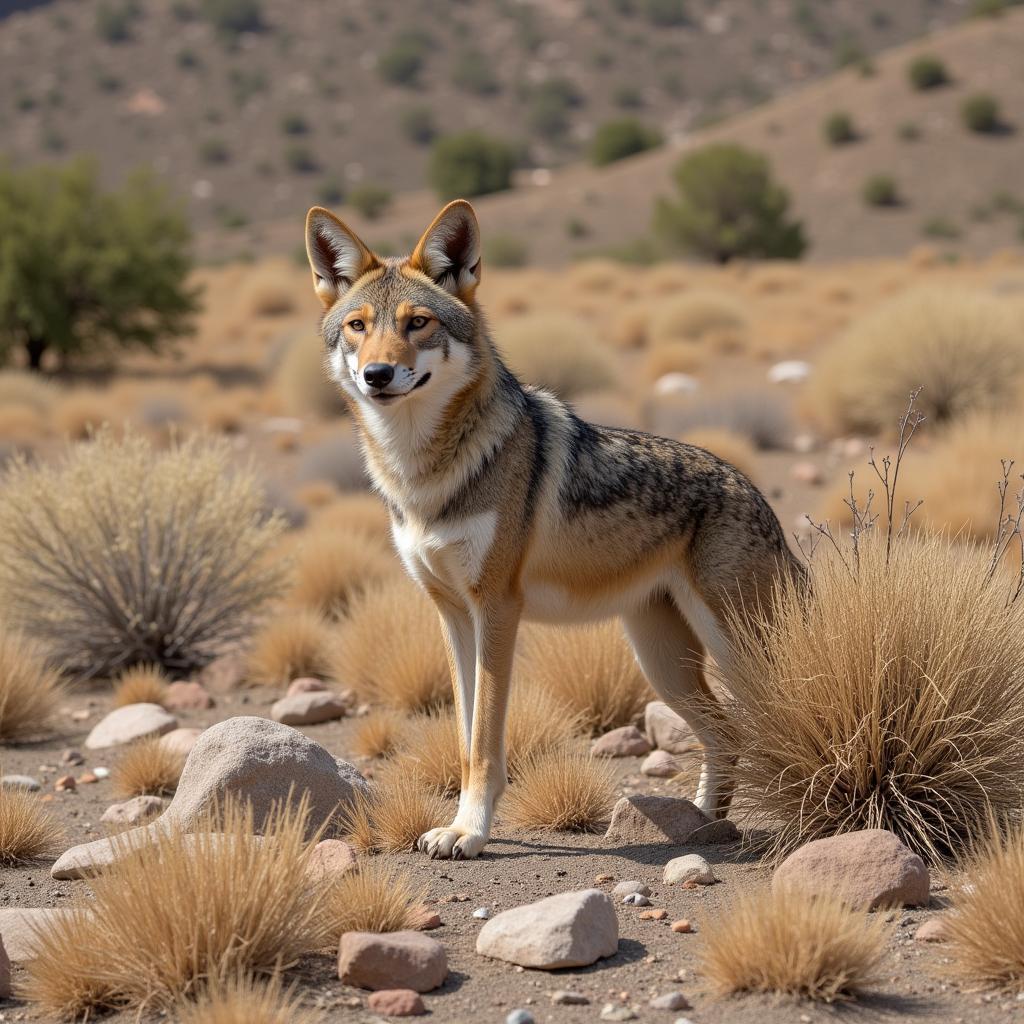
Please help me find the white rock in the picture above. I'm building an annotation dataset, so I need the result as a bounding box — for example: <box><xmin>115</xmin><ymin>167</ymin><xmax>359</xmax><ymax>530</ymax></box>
<box><xmin>472</xmin><ymin>907</ymin><xmax>491</xmax><ymax>920</ymax></box>
<box><xmin>641</xmin><ymin>750</ymin><xmax>679</xmax><ymax>778</ymax></box>
<box><xmin>644</xmin><ymin>702</ymin><xmax>699</xmax><ymax>755</ymax></box>
<box><xmin>600</xmin><ymin>1006</ymin><xmax>638</xmax><ymax>1022</ymax></box>
<box><xmin>270</xmin><ymin>690</ymin><xmax>348</xmax><ymax>726</ymax></box>
<box><xmin>664</xmin><ymin>854</ymin><xmax>716</xmax><ymax>887</ymax></box>
<box><xmin>622</xmin><ymin>892</ymin><xmax>650</xmax><ymax>906</ymax></box>
<box><xmin>85</xmin><ymin>704</ymin><xmax>178</xmax><ymax>750</ymax></box>
<box><xmin>654</xmin><ymin>373</ymin><xmax>699</xmax><ymax>397</ymax></box>
<box><xmin>551</xmin><ymin>990</ymin><xmax>589</xmax><ymax>1005</ymax></box>
<box><xmin>611</xmin><ymin>880</ymin><xmax>650</xmax><ymax>897</ymax></box>
<box><xmin>100</xmin><ymin>795</ymin><xmax>166</xmax><ymax>826</ymax></box>
<box><xmin>476</xmin><ymin>890</ymin><xmax>618</xmax><ymax>969</ymax></box>
<box><xmin>651</xmin><ymin>992</ymin><xmax>691</xmax><ymax>1011</ymax></box>
<box><xmin>767</xmin><ymin>359</ymin><xmax>810</xmax><ymax>384</ymax></box>
<box><xmin>0</xmin><ymin>775</ymin><xmax>40</xmax><ymax>792</ymax></box>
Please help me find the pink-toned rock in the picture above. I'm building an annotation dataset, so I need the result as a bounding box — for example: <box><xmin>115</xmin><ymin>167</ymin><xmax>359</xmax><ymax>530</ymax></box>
<box><xmin>773</xmin><ymin>829</ymin><xmax>929</xmax><ymax>911</ymax></box>
<box><xmin>159</xmin><ymin>727</ymin><xmax>204</xmax><ymax>759</ymax></box>
<box><xmin>644</xmin><ymin>701</ymin><xmax>700</xmax><ymax>755</ymax></box>
<box><xmin>591</xmin><ymin>725</ymin><xmax>652</xmax><ymax>758</ymax></box>
<box><xmin>605</xmin><ymin>795</ymin><xmax>737</xmax><ymax>846</ymax></box>
<box><xmin>338</xmin><ymin>931</ymin><xmax>447</xmax><ymax>992</ymax></box>
<box><xmin>287</xmin><ymin>677</ymin><xmax>328</xmax><ymax>697</ymax></box>
<box><xmin>271</xmin><ymin>691</ymin><xmax>348</xmax><ymax>726</ymax></box>
<box><xmin>641</xmin><ymin>749</ymin><xmax>678</xmax><ymax>778</ymax></box>
<box><xmin>790</xmin><ymin>461</ymin><xmax>823</xmax><ymax>486</ymax></box>
<box><xmin>101</xmin><ymin>795</ymin><xmax>166</xmax><ymax>826</ymax></box>
<box><xmin>915</xmin><ymin>918</ymin><xmax>949</xmax><ymax>943</ymax></box>
<box><xmin>164</xmin><ymin>681</ymin><xmax>215</xmax><ymax>711</ymax></box>
<box><xmin>367</xmin><ymin>990</ymin><xmax>426</xmax><ymax>1016</ymax></box>
<box><xmin>306</xmin><ymin>838</ymin><xmax>357</xmax><ymax>881</ymax></box>
<box><xmin>417</xmin><ymin>910</ymin><xmax>442</xmax><ymax>931</ymax></box>
<box><xmin>55</xmin><ymin>775</ymin><xmax>76</xmax><ymax>792</ymax></box>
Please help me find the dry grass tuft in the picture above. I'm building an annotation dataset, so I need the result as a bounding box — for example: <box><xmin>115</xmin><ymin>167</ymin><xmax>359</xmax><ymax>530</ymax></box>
<box><xmin>681</xmin><ymin>427</ymin><xmax>758</xmax><ymax>481</ymax></box>
<box><xmin>0</xmin><ymin>370</ymin><xmax>57</xmax><ymax>415</ymax></box>
<box><xmin>0</xmin><ymin>629</ymin><xmax>62</xmax><ymax>740</ymax></box>
<box><xmin>0</xmin><ymin>405</ymin><xmax>47</xmax><ymax>444</ymax></box>
<box><xmin>309</xmin><ymin>493</ymin><xmax>392</xmax><ymax>543</ymax></box>
<box><xmin>176</xmin><ymin>973</ymin><xmax>322</xmax><ymax>1024</ymax></box>
<box><xmin>502</xmin><ymin>747</ymin><xmax>615</xmax><ymax>832</ymax></box>
<box><xmin>0</xmin><ymin>788</ymin><xmax>63</xmax><ymax>864</ymax></box>
<box><xmin>53</xmin><ymin>391</ymin><xmax>111</xmax><ymax>440</ymax></box>
<box><xmin>643</xmin><ymin>340</ymin><xmax>706</xmax><ymax>381</ymax></box>
<box><xmin>717</xmin><ymin>535</ymin><xmax>1024</xmax><ymax>860</ymax></box>
<box><xmin>246</xmin><ymin>609</ymin><xmax>336</xmax><ymax>687</ymax></box>
<box><xmin>274</xmin><ymin>330</ymin><xmax>347</xmax><ymax>419</ymax></box>
<box><xmin>648</xmin><ymin>290</ymin><xmax>747</xmax><ymax>347</ymax></box>
<box><xmin>515</xmin><ymin>622</ymin><xmax>651</xmax><ymax>736</ymax></box>
<box><xmin>21</xmin><ymin>797</ymin><xmax>328</xmax><ymax>1018</ymax></box>
<box><xmin>351</xmin><ymin>708</ymin><xmax>410</xmax><ymax>759</ymax></box>
<box><xmin>332</xmin><ymin>579</ymin><xmax>449</xmax><ymax>711</ymax></box>
<box><xmin>699</xmin><ymin>886</ymin><xmax>888</xmax><ymax>1001</ymax></box>
<box><xmin>112</xmin><ymin>737</ymin><xmax>186</xmax><ymax>798</ymax></box>
<box><xmin>808</xmin><ymin>288</ymin><xmax>1024</xmax><ymax>436</ymax></box>
<box><xmin>321</xmin><ymin>855</ymin><xmax>429</xmax><ymax>936</ymax></box>
<box><xmin>393</xmin><ymin>711</ymin><xmax>461</xmax><ymax>795</ymax></box>
<box><xmin>112</xmin><ymin>664</ymin><xmax>169</xmax><ymax>708</ymax></box>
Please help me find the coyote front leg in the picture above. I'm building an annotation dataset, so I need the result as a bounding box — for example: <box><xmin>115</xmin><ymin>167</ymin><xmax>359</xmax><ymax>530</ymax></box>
<box><xmin>418</xmin><ymin>596</ymin><xmax>520</xmax><ymax>860</ymax></box>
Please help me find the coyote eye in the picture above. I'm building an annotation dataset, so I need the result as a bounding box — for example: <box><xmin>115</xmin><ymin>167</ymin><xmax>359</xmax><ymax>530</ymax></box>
<box><xmin>409</xmin><ymin>315</ymin><xmax>430</xmax><ymax>330</ymax></box>
<box><xmin>347</xmin><ymin>319</ymin><xmax>365</xmax><ymax>332</ymax></box>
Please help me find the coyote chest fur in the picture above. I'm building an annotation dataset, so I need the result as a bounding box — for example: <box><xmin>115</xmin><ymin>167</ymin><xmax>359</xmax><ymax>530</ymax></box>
<box><xmin>305</xmin><ymin>199</ymin><xmax>801</xmax><ymax>860</ymax></box>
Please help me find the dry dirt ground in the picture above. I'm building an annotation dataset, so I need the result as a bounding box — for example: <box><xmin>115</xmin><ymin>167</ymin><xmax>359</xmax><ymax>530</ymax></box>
<box><xmin>0</xmin><ymin>692</ymin><xmax>1011</xmax><ymax>1024</ymax></box>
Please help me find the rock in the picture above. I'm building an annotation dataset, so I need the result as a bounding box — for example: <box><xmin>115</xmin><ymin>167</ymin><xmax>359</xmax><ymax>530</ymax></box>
<box><xmin>306</xmin><ymin>838</ymin><xmax>357</xmax><ymax>882</ymax></box>
<box><xmin>100</xmin><ymin>796</ymin><xmax>166</xmax><ymax>826</ymax></box>
<box><xmin>93</xmin><ymin>766</ymin><xmax>110</xmax><ymax>779</ymax></box>
<box><xmin>767</xmin><ymin>359</ymin><xmax>810</xmax><ymax>384</ymax></box>
<box><xmin>476</xmin><ymin>890</ymin><xmax>617</xmax><ymax>969</ymax></box>
<box><xmin>418</xmin><ymin>911</ymin><xmax>442</xmax><ymax>931</ymax></box>
<box><xmin>197</xmin><ymin>651</ymin><xmax>247</xmax><ymax>692</ymax></box>
<box><xmin>605</xmin><ymin>795</ymin><xmax>737</xmax><ymax>846</ymax></box>
<box><xmin>654</xmin><ymin>373</ymin><xmax>698</xmax><ymax>397</ymax></box>
<box><xmin>55</xmin><ymin>774</ymin><xmax>76</xmax><ymax>792</ymax></box>
<box><xmin>52</xmin><ymin>717</ymin><xmax>368</xmax><ymax>879</ymax></box>
<box><xmin>915</xmin><ymin>918</ymin><xmax>949</xmax><ymax>943</ymax></box>
<box><xmin>622</xmin><ymin>892</ymin><xmax>650</xmax><ymax>906</ymax></box>
<box><xmin>671</xmin><ymin>919</ymin><xmax>693</xmax><ymax>933</ymax></box>
<box><xmin>338</xmin><ymin>931</ymin><xmax>447</xmax><ymax>992</ymax></box>
<box><xmin>472</xmin><ymin>907</ymin><xmax>491</xmax><ymax>920</ymax></box>
<box><xmin>287</xmin><ymin>677</ymin><xmax>328</xmax><ymax>696</ymax></box>
<box><xmin>773</xmin><ymin>829</ymin><xmax>929</xmax><ymax>911</ymax></box>
<box><xmin>164</xmin><ymin>681</ymin><xmax>215</xmax><ymax>711</ymax></box>
<box><xmin>640</xmin><ymin>909</ymin><xmax>668</xmax><ymax>920</ymax></box>
<box><xmin>77</xmin><ymin>772</ymin><xmax>98</xmax><ymax>785</ymax></box>
<box><xmin>0</xmin><ymin>909</ymin><xmax>75</xmax><ymax>962</ymax></box>
<box><xmin>270</xmin><ymin>691</ymin><xmax>348</xmax><ymax>726</ymax></box>
<box><xmin>644</xmin><ymin>702</ymin><xmax>699</xmax><ymax>755</ymax></box>
<box><xmin>790</xmin><ymin>461</ymin><xmax>823</xmax><ymax>486</ymax></box>
<box><xmin>591</xmin><ymin>725</ymin><xmax>651</xmax><ymax>758</ymax></box>
<box><xmin>664</xmin><ymin>854</ymin><xmax>715</xmax><ymax>886</ymax></box>
<box><xmin>0</xmin><ymin>775</ymin><xmax>40</xmax><ymax>792</ymax></box>
<box><xmin>61</xmin><ymin>749</ymin><xmax>84</xmax><ymax>766</ymax></box>
<box><xmin>506</xmin><ymin>1012</ymin><xmax>535</xmax><ymax>1024</ymax></box>
<box><xmin>551</xmin><ymin>990</ymin><xmax>589</xmax><ymax>1005</ymax></box>
<box><xmin>367</xmin><ymin>990</ymin><xmax>426</xmax><ymax>1016</ymax></box>
<box><xmin>651</xmin><ymin>992</ymin><xmax>690</xmax><ymax>1011</ymax></box>
<box><xmin>85</xmin><ymin>703</ymin><xmax>178</xmax><ymax>750</ymax></box>
<box><xmin>611</xmin><ymin>880</ymin><xmax>650</xmax><ymax>897</ymax></box>
<box><xmin>641</xmin><ymin>750</ymin><xmax>679</xmax><ymax>778</ymax></box>
<box><xmin>600</xmin><ymin>1006</ymin><xmax>638</xmax><ymax>1022</ymax></box>
<box><xmin>160</xmin><ymin>727</ymin><xmax>204</xmax><ymax>759</ymax></box>
<box><xmin>0</xmin><ymin>934</ymin><xmax>8</xmax><ymax>998</ymax></box>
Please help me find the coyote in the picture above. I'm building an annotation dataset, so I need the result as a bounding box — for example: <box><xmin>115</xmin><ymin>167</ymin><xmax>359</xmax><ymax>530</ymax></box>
<box><xmin>305</xmin><ymin>200</ymin><xmax>801</xmax><ymax>860</ymax></box>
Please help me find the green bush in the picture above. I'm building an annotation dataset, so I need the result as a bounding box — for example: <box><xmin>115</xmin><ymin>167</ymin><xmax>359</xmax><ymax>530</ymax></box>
<box><xmin>348</xmin><ymin>183</ymin><xmax>392</xmax><ymax>221</ymax></box>
<box><xmin>378</xmin><ymin>32</ymin><xmax>426</xmax><ymax>86</ymax></box>
<box><xmin>962</xmin><ymin>92</ymin><xmax>1002</xmax><ymax>133</ymax></box>
<box><xmin>317</xmin><ymin>175</ymin><xmax>344</xmax><ymax>206</ymax></box>
<box><xmin>198</xmin><ymin>137</ymin><xmax>230</xmax><ymax>164</ymax></box>
<box><xmin>653</xmin><ymin>143</ymin><xmax>806</xmax><ymax>262</ymax></box>
<box><xmin>897</xmin><ymin>121</ymin><xmax>921</xmax><ymax>142</ymax></box>
<box><xmin>613</xmin><ymin>84</ymin><xmax>643</xmax><ymax>110</ymax></box>
<box><xmin>200</xmin><ymin>0</ymin><xmax>263</xmax><ymax>37</ymax></box>
<box><xmin>907</xmin><ymin>54</ymin><xmax>949</xmax><ymax>90</ymax></box>
<box><xmin>921</xmin><ymin>216</ymin><xmax>961</xmax><ymax>240</ymax></box>
<box><xmin>484</xmin><ymin>234</ymin><xmax>528</xmax><ymax>268</ymax></box>
<box><xmin>284</xmin><ymin>143</ymin><xmax>318</xmax><ymax>173</ymax></box>
<box><xmin>429</xmin><ymin>132</ymin><xmax>517</xmax><ymax>200</ymax></box>
<box><xmin>176</xmin><ymin>47</ymin><xmax>201</xmax><ymax>70</ymax></box>
<box><xmin>822</xmin><ymin>111</ymin><xmax>856</xmax><ymax>145</ymax></box>
<box><xmin>528</xmin><ymin>78</ymin><xmax>581</xmax><ymax>141</ymax></box>
<box><xmin>0</xmin><ymin>159</ymin><xmax>198</xmax><ymax>370</ymax></box>
<box><xmin>589</xmin><ymin>117</ymin><xmax>662</xmax><ymax>166</ymax></box>
<box><xmin>452</xmin><ymin>48</ymin><xmax>499</xmax><ymax>95</ymax></box>
<box><xmin>399</xmin><ymin>105</ymin><xmax>436</xmax><ymax>146</ymax></box>
<box><xmin>644</xmin><ymin>0</ymin><xmax>686</xmax><ymax>26</ymax></box>
<box><xmin>280</xmin><ymin>112</ymin><xmax>308</xmax><ymax>136</ymax></box>
<box><xmin>95</xmin><ymin>1</ymin><xmax>139</xmax><ymax>43</ymax></box>
<box><xmin>862</xmin><ymin>174</ymin><xmax>899</xmax><ymax>207</ymax></box>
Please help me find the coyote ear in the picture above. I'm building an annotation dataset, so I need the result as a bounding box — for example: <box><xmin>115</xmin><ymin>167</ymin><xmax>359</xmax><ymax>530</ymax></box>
<box><xmin>409</xmin><ymin>200</ymin><xmax>482</xmax><ymax>303</ymax></box>
<box><xmin>305</xmin><ymin>206</ymin><xmax>379</xmax><ymax>307</ymax></box>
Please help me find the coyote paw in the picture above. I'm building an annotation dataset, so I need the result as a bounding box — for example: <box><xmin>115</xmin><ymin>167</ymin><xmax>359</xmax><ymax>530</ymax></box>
<box><xmin>416</xmin><ymin>826</ymin><xmax>487</xmax><ymax>860</ymax></box>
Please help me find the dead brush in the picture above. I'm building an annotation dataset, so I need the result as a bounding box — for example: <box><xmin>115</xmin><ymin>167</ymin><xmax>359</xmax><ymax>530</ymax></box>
<box><xmin>501</xmin><ymin>747</ymin><xmax>616</xmax><ymax>833</ymax></box>
<box><xmin>20</xmin><ymin>796</ymin><xmax>328</xmax><ymax>1019</ymax></box>
<box><xmin>351</xmin><ymin>708</ymin><xmax>410</xmax><ymax>759</ymax></box>
<box><xmin>112</xmin><ymin>737</ymin><xmax>186</xmax><ymax>798</ymax></box>
<box><xmin>112</xmin><ymin>664</ymin><xmax>169</xmax><ymax>708</ymax></box>
<box><xmin>246</xmin><ymin>609</ymin><xmax>336</xmax><ymax>687</ymax></box>
<box><xmin>699</xmin><ymin>886</ymin><xmax>889</xmax><ymax>1001</ymax></box>
<box><xmin>320</xmin><ymin>855</ymin><xmax>429</xmax><ymax>937</ymax></box>
<box><xmin>0</xmin><ymin>787</ymin><xmax>64</xmax><ymax>864</ymax></box>
<box><xmin>515</xmin><ymin>621</ymin><xmax>651</xmax><ymax>736</ymax></box>
<box><xmin>52</xmin><ymin>391</ymin><xmax>110</xmax><ymax>440</ymax></box>
<box><xmin>309</xmin><ymin>492</ymin><xmax>392</xmax><ymax>542</ymax></box>
<box><xmin>0</xmin><ymin>629</ymin><xmax>62</xmax><ymax>740</ymax></box>
<box><xmin>176</xmin><ymin>973</ymin><xmax>323</xmax><ymax>1024</ymax></box>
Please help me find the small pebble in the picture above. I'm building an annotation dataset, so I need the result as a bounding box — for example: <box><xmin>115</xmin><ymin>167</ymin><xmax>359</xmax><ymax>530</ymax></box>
<box><xmin>595</xmin><ymin>873</ymin><xmax>615</xmax><ymax>883</ymax></box>
<box><xmin>419</xmin><ymin>912</ymin><xmax>442</xmax><ymax>930</ymax></box>
<box><xmin>61</xmin><ymin>749</ymin><xmax>84</xmax><ymax>766</ymax></box>
<box><xmin>77</xmin><ymin>772</ymin><xmax>98</xmax><ymax>785</ymax></box>
<box><xmin>612</xmin><ymin>880</ymin><xmax>650</xmax><ymax>897</ymax></box>
<box><xmin>54</xmin><ymin>775</ymin><xmax>76</xmax><ymax>792</ymax></box>
<box><xmin>472</xmin><ymin>907</ymin><xmax>491</xmax><ymax>920</ymax></box>
<box><xmin>650</xmin><ymin>992</ymin><xmax>691</xmax><ymax>1011</ymax></box>
<box><xmin>600</xmin><ymin>1005</ymin><xmax>638</xmax><ymax>1022</ymax></box>
<box><xmin>671</xmin><ymin>919</ymin><xmax>693</xmax><ymax>933</ymax></box>
<box><xmin>93</xmin><ymin>767</ymin><xmax>110</xmax><ymax>779</ymax></box>
<box><xmin>551</xmin><ymin>990</ymin><xmax>589</xmax><ymax>1005</ymax></box>
<box><xmin>622</xmin><ymin>892</ymin><xmax>651</xmax><ymax>907</ymax></box>
<box><xmin>640</xmin><ymin>909</ymin><xmax>668</xmax><ymax>921</ymax></box>
<box><xmin>506</xmin><ymin>1010</ymin><xmax>535</xmax><ymax>1024</ymax></box>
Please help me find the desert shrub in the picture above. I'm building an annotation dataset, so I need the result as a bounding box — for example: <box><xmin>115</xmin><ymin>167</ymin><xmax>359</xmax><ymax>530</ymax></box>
<box><xmin>322</xmin><ymin>856</ymin><xmax>428</xmax><ymax>936</ymax></box>
<box><xmin>590</xmin><ymin>117</ymin><xmax>662</xmax><ymax>166</ymax></box>
<box><xmin>199</xmin><ymin>137</ymin><xmax>230</xmax><ymax>165</ymax></box>
<box><xmin>398</xmin><ymin>105</ymin><xmax>436</xmax><ymax>146</ymax></box>
<box><xmin>53</xmin><ymin>391</ymin><xmax>110</xmax><ymax>439</ymax></box>
<box><xmin>280</xmin><ymin>112</ymin><xmax>308</xmax><ymax>136</ymax></box>
<box><xmin>823</xmin><ymin>111</ymin><xmax>856</xmax><ymax>145</ymax></box>
<box><xmin>515</xmin><ymin>621</ymin><xmax>651</xmax><ymax>735</ymax></box>
<box><xmin>377</xmin><ymin>32</ymin><xmax>425</xmax><ymax>86</ymax></box>
<box><xmin>642</xmin><ymin>341</ymin><xmax>704</xmax><ymax>381</ymax></box>
<box><xmin>95</xmin><ymin>1</ymin><xmax>139</xmax><ymax>43</ymax></box>
<box><xmin>700</xmin><ymin>886</ymin><xmax>888</xmax><ymax>1000</ymax></box>
<box><xmin>484</xmin><ymin>233</ymin><xmax>529</xmax><ymax>268</ymax></box>
<box><xmin>862</xmin><ymin>174</ymin><xmax>899</xmax><ymax>207</ymax></box>
<box><xmin>0</xmin><ymin>431</ymin><xmax>284</xmax><ymax>679</ymax></box>
<box><xmin>113</xmin><ymin>664</ymin><xmax>169</xmax><ymax>708</ymax></box>
<box><xmin>246</xmin><ymin>610</ymin><xmax>335</xmax><ymax>687</ymax></box>
<box><xmin>340</xmin><ymin>765</ymin><xmax>449</xmax><ymax>853</ymax></box>
<box><xmin>22</xmin><ymin>797</ymin><xmax>326</xmax><ymax>1018</ymax></box>
<box><xmin>681</xmin><ymin>427</ymin><xmax>758</xmax><ymax>480</ymax></box>
<box><xmin>907</xmin><ymin>54</ymin><xmax>949</xmax><ymax>90</ymax></box>
<box><xmin>451</xmin><ymin>48</ymin><xmax>499</xmax><ymax>95</ymax></box>
<box><xmin>200</xmin><ymin>0</ymin><xmax>263</xmax><ymax>37</ymax></box>
<box><xmin>495</xmin><ymin>314</ymin><xmax>617</xmax><ymax>398</ymax></box>
<box><xmin>429</xmin><ymin>132</ymin><xmax>517</xmax><ymax>201</ymax></box>
<box><xmin>245</xmin><ymin>273</ymin><xmax>295</xmax><ymax>317</ymax></box>
<box><xmin>0</xmin><ymin>629</ymin><xmax>62</xmax><ymax>740</ymax></box>
<box><xmin>332</xmin><ymin>579</ymin><xmax>448</xmax><ymax>711</ymax></box>
<box><xmin>113</xmin><ymin>736</ymin><xmax>186</xmax><ymax>798</ymax></box>
<box><xmin>502</xmin><ymin>747</ymin><xmax>615</xmax><ymax>832</ymax></box>
<box><xmin>717</xmin><ymin>534</ymin><xmax>1024</xmax><ymax>859</ymax></box>
<box><xmin>0</xmin><ymin>788</ymin><xmax>63</xmax><ymax>864</ymax></box>
<box><xmin>176</xmin><ymin>973</ymin><xmax>323</xmax><ymax>1024</ymax></box>
<box><xmin>0</xmin><ymin>405</ymin><xmax>45</xmax><ymax>444</ymax></box>
<box><xmin>921</xmin><ymin>215</ymin><xmax>961</xmax><ymax>240</ymax></box>
<box><xmin>347</xmin><ymin>183</ymin><xmax>391</xmax><ymax>221</ymax></box>
<box><xmin>296</xmin><ymin>432</ymin><xmax>369</xmax><ymax>491</ymax></box>
<box><xmin>274</xmin><ymin>330</ymin><xmax>347</xmax><ymax>419</ymax></box>
<box><xmin>644</xmin><ymin>0</ymin><xmax>686</xmax><ymax>25</ymax></box>
<box><xmin>654</xmin><ymin>143</ymin><xmax>806</xmax><ymax>262</ymax></box>
<box><xmin>527</xmin><ymin>78</ymin><xmax>580</xmax><ymax>141</ymax></box>
<box><xmin>962</xmin><ymin>92</ymin><xmax>1002</xmax><ymax>133</ymax></box>
<box><xmin>284</xmin><ymin>144</ymin><xmax>318</xmax><ymax>174</ymax></box>
<box><xmin>806</xmin><ymin>288</ymin><xmax>1024</xmax><ymax>436</ymax></box>
<box><xmin>316</xmin><ymin>174</ymin><xmax>344</xmax><ymax>206</ymax></box>
<box><xmin>352</xmin><ymin>708</ymin><xmax>410</xmax><ymax>759</ymax></box>
<box><xmin>0</xmin><ymin>370</ymin><xmax>56</xmax><ymax>414</ymax></box>
<box><xmin>898</xmin><ymin>120</ymin><xmax>921</xmax><ymax>142</ymax></box>
<box><xmin>648</xmin><ymin>290</ymin><xmax>747</xmax><ymax>346</ymax></box>
<box><xmin>652</xmin><ymin>389</ymin><xmax>791</xmax><ymax>451</ymax></box>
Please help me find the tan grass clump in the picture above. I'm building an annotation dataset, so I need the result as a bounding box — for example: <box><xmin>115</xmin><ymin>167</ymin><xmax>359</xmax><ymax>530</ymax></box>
<box><xmin>0</xmin><ymin>788</ymin><xmax>63</xmax><ymax>864</ymax></box>
<box><xmin>0</xmin><ymin>405</ymin><xmax>47</xmax><ymax>444</ymax></box>
<box><xmin>648</xmin><ymin>290</ymin><xmax>747</xmax><ymax>347</ymax></box>
<box><xmin>502</xmin><ymin>747</ymin><xmax>615</xmax><ymax>832</ymax></box>
<box><xmin>274</xmin><ymin>331</ymin><xmax>347</xmax><ymax>418</ymax></box>
<box><xmin>807</xmin><ymin>288</ymin><xmax>1024</xmax><ymax>436</ymax></box>
<box><xmin>495</xmin><ymin>313</ymin><xmax>617</xmax><ymax>398</ymax></box>
<box><xmin>112</xmin><ymin>737</ymin><xmax>186</xmax><ymax>798</ymax></box>
<box><xmin>515</xmin><ymin>621</ymin><xmax>651</xmax><ymax>736</ymax></box>
<box><xmin>717</xmin><ymin>534</ymin><xmax>1024</xmax><ymax>860</ymax></box>
<box><xmin>53</xmin><ymin>391</ymin><xmax>110</xmax><ymax>440</ymax></box>
<box><xmin>0</xmin><ymin>429</ymin><xmax>285</xmax><ymax>679</ymax></box>
<box><xmin>947</xmin><ymin>823</ymin><xmax>1024</xmax><ymax>991</ymax></box>
<box><xmin>21</xmin><ymin>797</ymin><xmax>328</xmax><ymax>1019</ymax></box>
<box><xmin>332</xmin><ymin>578</ymin><xmax>449</xmax><ymax>711</ymax></box>
<box><xmin>0</xmin><ymin>629</ymin><xmax>62</xmax><ymax>740</ymax></box>
<box><xmin>176</xmin><ymin>974</ymin><xmax>322</xmax><ymax>1024</ymax></box>
<box><xmin>394</xmin><ymin>711</ymin><xmax>461</xmax><ymax>795</ymax></box>
<box><xmin>680</xmin><ymin>427</ymin><xmax>758</xmax><ymax>481</ymax></box>
<box><xmin>352</xmin><ymin>708</ymin><xmax>410</xmax><ymax>759</ymax></box>
<box><xmin>322</xmin><ymin>856</ymin><xmax>428</xmax><ymax>936</ymax></box>
<box><xmin>246</xmin><ymin>609</ymin><xmax>336</xmax><ymax>687</ymax></box>
<box><xmin>0</xmin><ymin>370</ymin><xmax>57</xmax><ymax>414</ymax></box>
<box><xmin>310</xmin><ymin>493</ymin><xmax>392</xmax><ymax>542</ymax></box>
<box><xmin>642</xmin><ymin>341</ymin><xmax>705</xmax><ymax>381</ymax></box>
<box><xmin>699</xmin><ymin>886</ymin><xmax>888</xmax><ymax>1001</ymax></box>
<box><xmin>112</xmin><ymin>664</ymin><xmax>169</xmax><ymax>708</ymax></box>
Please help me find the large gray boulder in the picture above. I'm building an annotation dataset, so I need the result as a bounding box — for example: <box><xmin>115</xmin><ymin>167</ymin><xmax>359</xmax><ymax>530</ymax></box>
<box><xmin>52</xmin><ymin>716</ymin><xmax>367</xmax><ymax>879</ymax></box>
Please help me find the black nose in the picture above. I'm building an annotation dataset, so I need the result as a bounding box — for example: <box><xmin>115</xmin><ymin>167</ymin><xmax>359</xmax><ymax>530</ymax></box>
<box><xmin>363</xmin><ymin>363</ymin><xmax>394</xmax><ymax>389</ymax></box>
